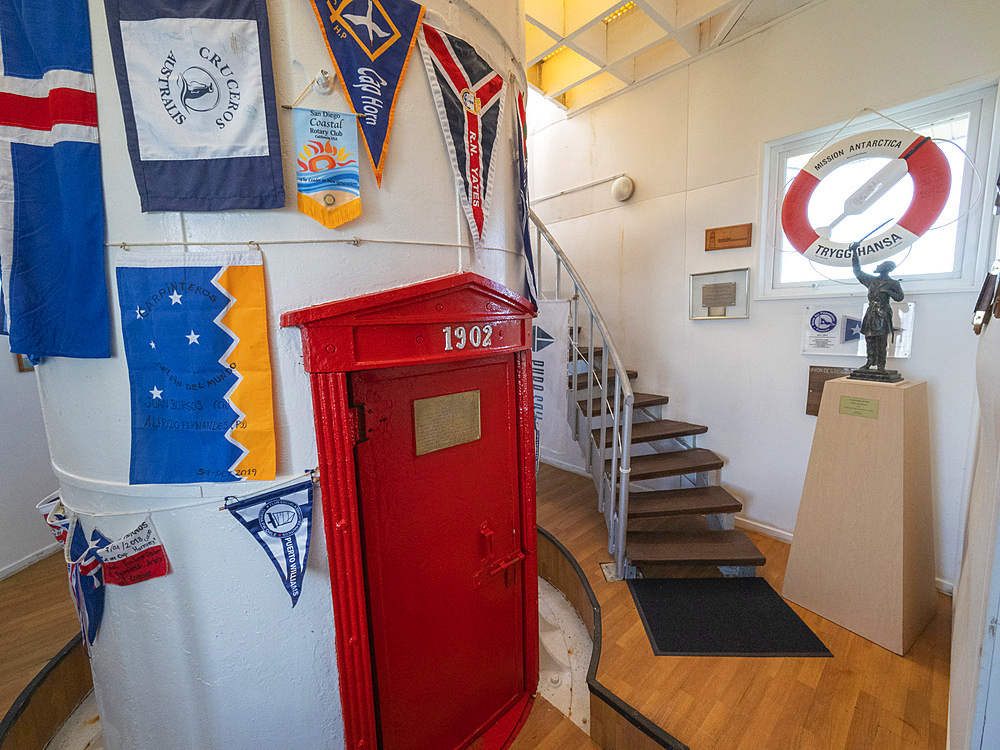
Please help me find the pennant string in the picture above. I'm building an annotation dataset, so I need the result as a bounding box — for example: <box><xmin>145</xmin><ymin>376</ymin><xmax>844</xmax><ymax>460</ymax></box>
<box><xmin>221</xmin><ymin>470</ymin><xmax>319</xmax><ymax>510</ymax></box>
<box><xmin>55</xmin><ymin>470</ymin><xmax>318</xmax><ymax>518</ymax></box>
<box><xmin>103</xmin><ymin>237</ymin><xmax>528</xmax><ymax>257</ymax></box>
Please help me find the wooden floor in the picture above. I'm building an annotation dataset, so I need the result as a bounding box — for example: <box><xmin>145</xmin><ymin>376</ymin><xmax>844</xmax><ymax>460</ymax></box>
<box><xmin>537</xmin><ymin>464</ymin><xmax>951</xmax><ymax>750</ymax></box>
<box><xmin>3</xmin><ymin>472</ymin><xmax>951</xmax><ymax>749</ymax></box>
<box><xmin>0</xmin><ymin>551</ymin><xmax>80</xmax><ymax>718</ymax></box>
<box><xmin>0</xmin><ymin>551</ymin><xmax>597</xmax><ymax>749</ymax></box>
<box><xmin>511</xmin><ymin>698</ymin><xmax>599</xmax><ymax>749</ymax></box>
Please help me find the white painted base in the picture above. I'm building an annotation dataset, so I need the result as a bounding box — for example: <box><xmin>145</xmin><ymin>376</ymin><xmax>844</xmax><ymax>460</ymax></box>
<box><xmin>44</xmin><ymin>691</ymin><xmax>103</xmax><ymax>750</ymax></box>
<box><xmin>537</xmin><ymin>577</ymin><xmax>592</xmax><ymax>733</ymax></box>
<box><xmin>0</xmin><ymin>541</ymin><xmax>60</xmax><ymax>582</ymax></box>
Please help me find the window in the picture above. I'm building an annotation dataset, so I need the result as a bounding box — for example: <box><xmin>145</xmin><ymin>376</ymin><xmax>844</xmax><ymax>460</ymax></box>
<box><xmin>760</xmin><ymin>83</ymin><xmax>998</xmax><ymax>297</ymax></box>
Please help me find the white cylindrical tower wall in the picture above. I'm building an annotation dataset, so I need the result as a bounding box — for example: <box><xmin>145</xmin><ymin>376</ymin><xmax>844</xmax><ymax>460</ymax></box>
<box><xmin>35</xmin><ymin>2</ymin><xmax>527</xmax><ymax>748</ymax></box>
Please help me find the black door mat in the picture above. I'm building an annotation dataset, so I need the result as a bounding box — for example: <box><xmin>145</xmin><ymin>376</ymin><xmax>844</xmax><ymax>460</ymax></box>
<box><xmin>627</xmin><ymin>577</ymin><xmax>832</xmax><ymax>657</ymax></box>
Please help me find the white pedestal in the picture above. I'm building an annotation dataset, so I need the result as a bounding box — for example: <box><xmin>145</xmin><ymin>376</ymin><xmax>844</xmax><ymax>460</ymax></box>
<box><xmin>782</xmin><ymin>377</ymin><xmax>937</xmax><ymax>655</ymax></box>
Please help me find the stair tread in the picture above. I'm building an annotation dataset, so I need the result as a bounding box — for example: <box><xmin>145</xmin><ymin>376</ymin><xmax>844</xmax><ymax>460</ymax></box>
<box><xmin>608</xmin><ymin>448</ymin><xmax>723</xmax><ymax>480</ymax></box>
<box><xmin>627</xmin><ymin>485</ymin><xmax>742</xmax><ymax>519</ymax></box>
<box><xmin>593</xmin><ymin>419</ymin><xmax>708</xmax><ymax>447</ymax></box>
<box><xmin>579</xmin><ymin>392</ymin><xmax>669</xmax><ymax>416</ymax></box>
<box><xmin>627</xmin><ymin>517</ymin><xmax>765</xmax><ymax>566</ymax></box>
<box><xmin>569</xmin><ymin>369</ymin><xmax>638</xmax><ymax>389</ymax></box>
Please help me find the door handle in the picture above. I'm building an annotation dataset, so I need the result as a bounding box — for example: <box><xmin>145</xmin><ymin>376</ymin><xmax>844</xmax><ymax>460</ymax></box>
<box><xmin>479</xmin><ymin>522</ymin><xmax>494</xmax><ymax>558</ymax></box>
<box><xmin>474</xmin><ymin>550</ymin><xmax>525</xmax><ymax>587</ymax></box>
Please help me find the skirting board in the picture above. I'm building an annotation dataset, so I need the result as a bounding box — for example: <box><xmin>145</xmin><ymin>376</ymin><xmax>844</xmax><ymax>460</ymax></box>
<box><xmin>0</xmin><ymin>542</ymin><xmax>60</xmax><ymax>582</ymax></box>
<box><xmin>540</xmin><ymin>454</ymin><xmax>590</xmax><ymax>477</ymax></box>
<box><xmin>735</xmin><ymin>515</ymin><xmax>953</xmax><ymax>595</ymax></box>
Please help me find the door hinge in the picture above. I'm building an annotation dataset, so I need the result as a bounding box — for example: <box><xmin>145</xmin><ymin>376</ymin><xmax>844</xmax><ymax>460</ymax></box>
<box><xmin>349</xmin><ymin>404</ymin><xmax>366</xmax><ymax>445</ymax></box>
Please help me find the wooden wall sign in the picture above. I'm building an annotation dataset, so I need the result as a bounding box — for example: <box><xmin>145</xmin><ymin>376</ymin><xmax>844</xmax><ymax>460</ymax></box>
<box><xmin>705</xmin><ymin>223</ymin><xmax>753</xmax><ymax>251</ymax></box>
<box><xmin>806</xmin><ymin>366</ymin><xmax>853</xmax><ymax>416</ymax></box>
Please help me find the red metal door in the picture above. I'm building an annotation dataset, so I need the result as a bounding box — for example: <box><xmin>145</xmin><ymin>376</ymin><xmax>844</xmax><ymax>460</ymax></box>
<box><xmin>351</xmin><ymin>354</ymin><xmax>525</xmax><ymax>750</ymax></box>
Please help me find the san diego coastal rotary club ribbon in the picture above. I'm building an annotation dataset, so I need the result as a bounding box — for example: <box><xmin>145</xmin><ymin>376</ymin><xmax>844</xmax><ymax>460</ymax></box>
<box><xmin>293</xmin><ymin>108</ymin><xmax>362</xmax><ymax>228</ymax></box>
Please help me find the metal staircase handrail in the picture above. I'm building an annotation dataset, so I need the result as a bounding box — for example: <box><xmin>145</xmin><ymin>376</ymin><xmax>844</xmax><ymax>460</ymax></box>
<box><xmin>530</xmin><ymin>210</ymin><xmax>634</xmax><ymax>576</ymax></box>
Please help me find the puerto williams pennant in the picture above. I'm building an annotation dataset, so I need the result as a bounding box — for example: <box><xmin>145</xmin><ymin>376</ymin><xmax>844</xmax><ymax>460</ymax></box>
<box><xmin>103</xmin><ymin>0</ymin><xmax>284</xmax><ymax>211</ymax></box>
<box><xmin>307</xmin><ymin>0</ymin><xmax>424</xmax><ymax>186</ymax></box>
<box><xmin>419</xmin><ymin>24</ymin><xmax>506</xmax><ymax>252</ymax></box>
<box><xmin>116</xmin><ymin>249</ymin><xmax>276</xmax><ymax>485</ymax></box>
<box><xmin>226</xmin><ymin>477</ymin><xmax>315</xmax><ymax>606</ymax></box>
<box><xmin>293</xmin><ymin>108</ymin><xmax>361</xmax><ymax>228</ymax></box>
<box><xmin>514</xmin><ymin>87</ymin><xmax>538</xmax><ymax>308</ymax></box>
<box><xmin>0</xmin><ymin>0</ymin><xmax>111</xmax><ymax>361</ymax></box>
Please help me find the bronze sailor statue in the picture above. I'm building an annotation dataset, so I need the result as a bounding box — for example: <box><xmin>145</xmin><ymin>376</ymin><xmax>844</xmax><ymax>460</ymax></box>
<box><xmin>849</xmin><ymin>241</ymin><xmax>904</xmax><ymax>382</ymax></box>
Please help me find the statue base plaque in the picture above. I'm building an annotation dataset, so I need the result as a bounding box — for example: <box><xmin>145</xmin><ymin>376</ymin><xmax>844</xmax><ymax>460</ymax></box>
<box><xmin>848</xmin><ymin>368</ymin><xmax>904</xmax><ymax>383</ymax></box>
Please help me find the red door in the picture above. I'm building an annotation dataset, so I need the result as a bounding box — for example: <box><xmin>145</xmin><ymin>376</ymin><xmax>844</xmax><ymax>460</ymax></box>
<box><xmin>351</xmin><ymin>354</ymin><xmax>525</xmax><ymax>750</ymax></box>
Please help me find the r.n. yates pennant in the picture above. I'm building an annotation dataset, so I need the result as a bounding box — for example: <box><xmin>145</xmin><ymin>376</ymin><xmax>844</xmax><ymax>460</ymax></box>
<box><xmin>419</xmin><ymin>25</ymin><xmax>506</xmax><ymax>252</ymax></box>
<box><xmin>308</xmin><ymin>0</ymin><xmax>424</xmax><ymax>187</ymax></box>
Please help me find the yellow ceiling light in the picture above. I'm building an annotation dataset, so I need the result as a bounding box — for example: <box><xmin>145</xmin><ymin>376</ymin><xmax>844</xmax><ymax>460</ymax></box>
<box><xmin>603</xmin><ymin>2</ymin><xmax>636</xmax><ymax>24</ymax></box>
<box><xmin>540</xmin><ymin>45</ymin><xmax>567</xmax><ymax>63</ymax></box>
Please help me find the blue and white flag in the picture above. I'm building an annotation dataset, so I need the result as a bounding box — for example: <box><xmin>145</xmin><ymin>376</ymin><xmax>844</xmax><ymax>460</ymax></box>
<box><xmin>842</xmin><ymin>316</ymin><xmax>864</xmax><ymax>343</ymax></box>
<box><xmin>514</xmin><ymin>88</ymin><xmax>537</xmax><ymax>308</ymax></box>
<box><xmin>226</xmin><ymin>477</ymin><xmax>314</xmax><ymax>607</ymax></box>
<box><xmin>103</xmin><ymin>0</ymin><xmax>284</xmax><ymax>211</ymax></box>
<box><xmin>0</xmin><ymin>0</ymin><xmax>111</xmax><ymax>361</ymax></box>
<box><xmin>116</xmin><ymin>248</ymin><xmax>277</xmax><ymax>485</ymax></box>
<box><xmin>66</xmin><ymin>521</ymin><xmax>112</xmax><ymax>647</ymax></box>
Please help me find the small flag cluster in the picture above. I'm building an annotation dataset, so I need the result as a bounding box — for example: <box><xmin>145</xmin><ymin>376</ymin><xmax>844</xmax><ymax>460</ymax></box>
<box><xmin>34</xmin><ymin>474</ymin><xmax>315</xmax><ymax>648</ymax></box>
<box><xmin>37</xmin><ymin>493</ymin><xmax>169</xmax><ymax>647</ymax></box>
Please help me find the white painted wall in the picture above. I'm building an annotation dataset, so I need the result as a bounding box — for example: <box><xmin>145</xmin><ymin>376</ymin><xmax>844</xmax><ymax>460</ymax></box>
<box><xmin>528</xmin><ymin>0</ymin><xmax>1000</xmax><ymax>588</ymax></box>
<box><xmin>24</xmin><ymin>1</ymin><xmax>527</xmax><ymax>748</ymax></box>
<box><xmin>0</xmin><ymin>361</ymin><xmax>58</xmax><ymax>578</ymax></box>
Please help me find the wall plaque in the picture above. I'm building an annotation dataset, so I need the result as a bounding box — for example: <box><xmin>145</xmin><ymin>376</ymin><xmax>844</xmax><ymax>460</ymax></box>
<box><xmin>705</xmin><ymin>223</ymin><xmax>752</xmax><ymax>251</ymax></box>
<box><xmin>702</xmin><ymin>282</ymin><xmax>737</xmax><ymax>310</ymax></box>
<box><xmin>413</xmin><ymin>390</ymin><xmax>481</xmax><ymax>455</ymax></box>
<box><xmin>689</xmin><ymin>268</ymin><xmax>750</xmax><ymax>319</ymax></box>
<box><xmin>807</xmin><ymin>367</ymin><xmax>852</xmax><ymax>416</ymax></box>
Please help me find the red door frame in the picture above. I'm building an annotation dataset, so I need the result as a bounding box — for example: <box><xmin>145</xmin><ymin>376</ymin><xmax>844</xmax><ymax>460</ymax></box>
<box><xmin>281</xmin><ymin>273</ymin><xmax>539</xmax><ymax>750</ymax></box>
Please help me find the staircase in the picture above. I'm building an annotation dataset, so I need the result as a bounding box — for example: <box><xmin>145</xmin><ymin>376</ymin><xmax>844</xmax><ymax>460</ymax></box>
<box><xmin>531</xmin><ymin>211</ymin><xmax>765</xmax><ymax>580</ymax></box>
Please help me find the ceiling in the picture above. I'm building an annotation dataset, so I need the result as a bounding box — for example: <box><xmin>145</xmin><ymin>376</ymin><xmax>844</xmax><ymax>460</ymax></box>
<box><xmin>525</xmin><ymin>0</ymin><xmax>817</xmax><ymax>110</ymax></box>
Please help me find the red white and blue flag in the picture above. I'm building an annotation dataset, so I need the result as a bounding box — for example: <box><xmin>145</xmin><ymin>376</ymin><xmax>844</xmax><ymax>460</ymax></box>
<box><xmin>36</xmin><ymin>492</ymin><xmax>72</xmax><ymax>548</ymax></box>
<box><xmin>0</xmin><ymin>0</ymin><xmax>111</xmax><ymax>360</ymax></box>
<box><xmin>103</xmin><ymin>0</ymin><xmax>284</xmax><ymax>211</ymax></box>
<box><xmin>66</xmin><ymin>520</ymin><xmax>111</xmax><ymax>647</ymax></box>
<box><xmin>419</xmin><ymin>24</ymin><xmax>506</xmax><ymax>253</ymax></box>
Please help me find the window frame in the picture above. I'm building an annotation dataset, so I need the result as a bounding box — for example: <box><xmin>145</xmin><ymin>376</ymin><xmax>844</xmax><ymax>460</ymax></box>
<box><xmin>758</xmin><ymin>82</ymin><xmax>999</xmax><ymax>299</ymax></box>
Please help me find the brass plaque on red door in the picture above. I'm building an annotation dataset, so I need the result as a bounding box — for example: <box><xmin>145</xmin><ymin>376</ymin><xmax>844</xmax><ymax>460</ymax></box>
<box><xmin>413</xmin><ymin>390</ymin><xmax>481</xmax><ymax>455</ymax></box>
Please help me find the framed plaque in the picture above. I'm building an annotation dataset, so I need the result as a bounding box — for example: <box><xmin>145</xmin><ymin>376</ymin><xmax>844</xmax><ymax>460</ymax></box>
<box><xmin>689</xmin><ymin>268</ymin><xmax>750</xmax><ymax>319</ymax></box>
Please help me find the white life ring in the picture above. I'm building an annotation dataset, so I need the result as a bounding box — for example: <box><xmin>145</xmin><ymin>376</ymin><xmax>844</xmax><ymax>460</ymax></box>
<box><xmin>780</xmin><ymin>128</ymin><xmax>951</xmax><ymax>267</ymax></box>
